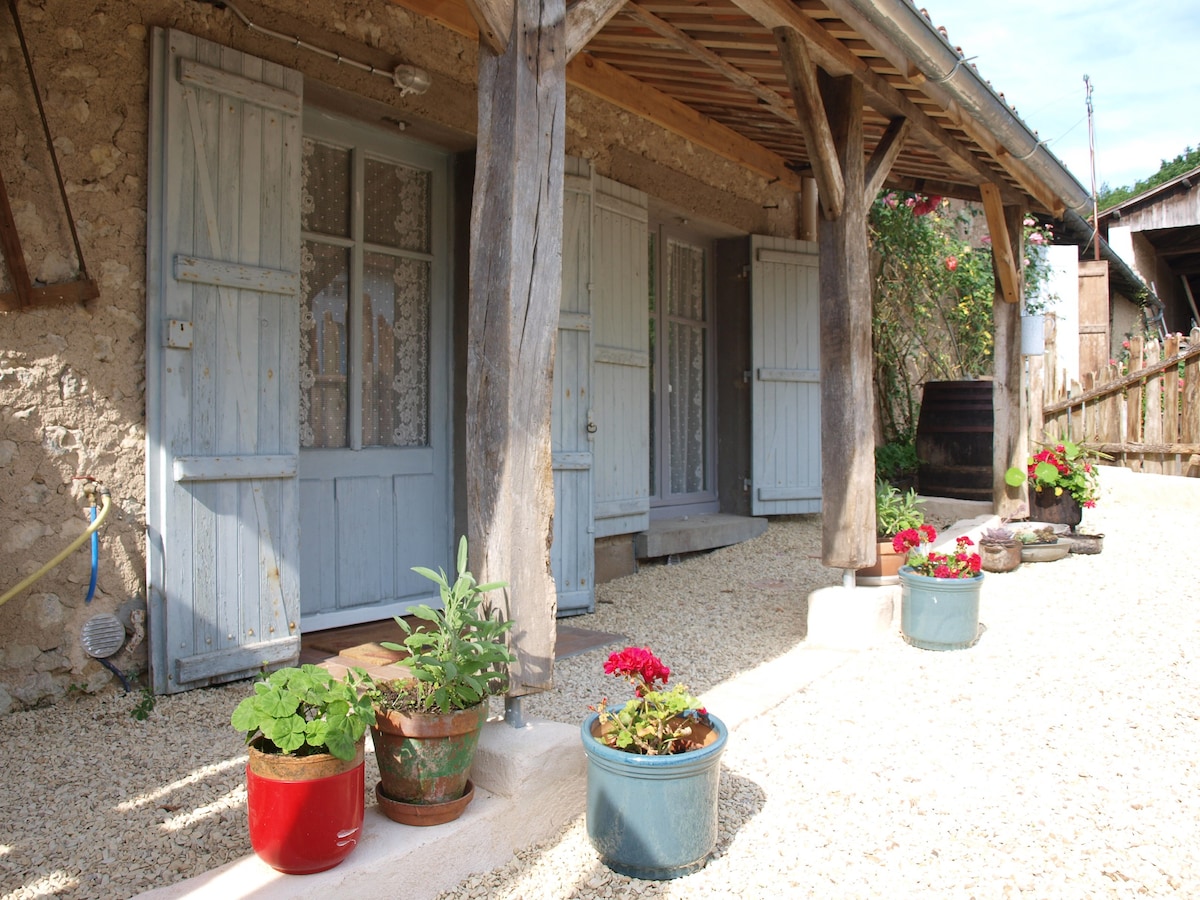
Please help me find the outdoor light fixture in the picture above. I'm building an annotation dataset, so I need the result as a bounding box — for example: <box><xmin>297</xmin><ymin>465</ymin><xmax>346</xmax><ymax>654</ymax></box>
<box><xmin>393</xmin><ymin>65</ymin><xmax>432</xmax><ymax>97</ymax></box>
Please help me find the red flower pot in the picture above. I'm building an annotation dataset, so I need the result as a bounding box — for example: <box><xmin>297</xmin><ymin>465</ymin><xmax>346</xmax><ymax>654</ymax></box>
<box><xmin>245</xmin><ymin>738</ymin><xmax>365</xmax><ymax>874</ymax></box>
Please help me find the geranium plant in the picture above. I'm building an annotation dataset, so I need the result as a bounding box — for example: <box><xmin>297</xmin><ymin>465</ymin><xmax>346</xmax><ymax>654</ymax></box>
<box><xmin>892</xmin><ymin>525</ymin><xmax>982</xmax><ymax>580</ymax></box>
<box><xmin>1004</xmin><ymin>439</ymin><xmax>1107</xmax><ymax>508</ymax></box>
<box><xmin>591</xmin><ymin>647</ymin><xmax>709</xmax><ymax>756</ymax></box>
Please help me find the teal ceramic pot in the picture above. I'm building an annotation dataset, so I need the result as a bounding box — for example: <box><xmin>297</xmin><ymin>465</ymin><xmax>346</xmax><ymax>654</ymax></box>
<box><xmin>581</xmin><ymin>712</ymin><xmax>728</xmax><ymax>880</ymax></box>
<box><xmin>899</xmin><ymin>565</ymin><xmax>984</xmax><ymax>650</ymax></box>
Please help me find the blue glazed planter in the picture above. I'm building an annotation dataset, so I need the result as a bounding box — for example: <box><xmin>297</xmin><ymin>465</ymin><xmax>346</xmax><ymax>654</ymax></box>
<box><xmin>581</xmin><ymin>712</ymin><xmax>728</xmax><ymax>880</ymax></box>
<box><xmin>899</xmin><ymin>565</ymin><xmax>983</xmax><ymax>651</ymax></box>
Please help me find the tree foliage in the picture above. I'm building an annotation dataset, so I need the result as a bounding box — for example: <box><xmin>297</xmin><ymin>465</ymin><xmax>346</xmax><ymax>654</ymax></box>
<box><xmin>1098</xmin><ymin>145</ymin><xmax>1200</xmax><ymax>211</ymax></box>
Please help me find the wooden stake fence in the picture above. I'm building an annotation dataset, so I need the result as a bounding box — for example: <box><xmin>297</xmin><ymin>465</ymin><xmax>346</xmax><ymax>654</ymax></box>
<box><xmin>1038</xmin><ymin>327</ymin><xmax>1200</xmax><ymax>476</ymax></box>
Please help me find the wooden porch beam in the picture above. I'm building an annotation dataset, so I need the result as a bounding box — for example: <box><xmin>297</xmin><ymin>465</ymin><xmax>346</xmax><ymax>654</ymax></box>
<box><xmin>994</xmin><ymin>204</ymin><xmax>1027</xmax><ymax>518</ymax></box>
<box><xmin>727</xmin><ymin>0</ymin><xmax>1025</xmax><ymax>205</ymax></box>
<box><xmin>816</xmin><ymin>71</ymin><xmax>875</xmax><ymax>570</ymax></box>
<box><xmin>468</xmin><ymin>0</ymin><xmax>565</xmax><ymax>696</ymax></box>
<box><xmin>774</xmin><ymin>27</ymin><xmax>843</xmax><ymax>219</ymax></box>
<box><xmin>980</xmin><ymin>181</ymin><xmax>1021</xmax><ymax>304</ymax></box>
<box><xmin>565</xmin><ymin>0</ymin><xmax>626</xmax><ymax>62</ymax></box>
<box><xmin>463</xmin><ymin>0</ymin><xmax>513</xmax><ymax>54</ymax></box>
<box><xmin>819</xmin><ymin>0</ymin><xmax>1066</xmax><ymax>215</ymax></box>
<box><xmin>863</xmin><ymin>116</ymin><xmax>909</xmax><ymax>204</ymax></box>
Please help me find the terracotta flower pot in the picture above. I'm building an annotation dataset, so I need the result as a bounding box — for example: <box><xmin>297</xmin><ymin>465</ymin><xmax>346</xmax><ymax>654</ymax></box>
<box><xmin>979</xmin><ymin>539</ymin><xmax>1021</xmax><ymax>573</ymax></box>
<box><xmin>371</xmin><ymin>701</ymin><xmax>488</xmax><ymax>824</ymax></box>
<box><xmin>856</xmin><ymin>538</ymin><xmax>904</xmax><ymax>585</ymax></box>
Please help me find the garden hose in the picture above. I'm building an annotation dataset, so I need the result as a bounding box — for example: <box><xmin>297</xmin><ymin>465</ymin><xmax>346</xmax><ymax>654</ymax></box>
<box><xmin>0</xmin><ymin>487</ymin><xmax>112</xmax><ymax>608</ymax></box>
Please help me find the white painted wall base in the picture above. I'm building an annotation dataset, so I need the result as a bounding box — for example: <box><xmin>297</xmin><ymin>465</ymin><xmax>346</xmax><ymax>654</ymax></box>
<box><xmin>804</xmin><ymin>584</ymin><xmax>899</xmax><ymax>649</ymax></box>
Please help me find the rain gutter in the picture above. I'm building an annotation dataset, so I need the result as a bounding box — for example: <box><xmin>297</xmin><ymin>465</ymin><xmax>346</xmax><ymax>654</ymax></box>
<box><xmin>829</xmin><ymin>0</ymin><xmax>1155</xmax><ymax>306</ymax></box>
<box><xmin>830</xmin><ymin>0</ymin><xmax>1093</xmax><ymax>217</ymax></box>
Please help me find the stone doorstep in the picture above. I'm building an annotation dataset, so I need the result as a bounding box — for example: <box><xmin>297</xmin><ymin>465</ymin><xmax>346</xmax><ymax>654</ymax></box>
<box><xmin>132</xmin><ymin>644</ymin><xmax>860</xmax><ymax>900</ymax></box>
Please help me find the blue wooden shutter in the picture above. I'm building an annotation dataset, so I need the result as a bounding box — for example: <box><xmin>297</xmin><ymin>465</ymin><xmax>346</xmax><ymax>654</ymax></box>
<box><xmin>751</xmin><ymin>235</ymin><xmax>822</xmax><ymax>515</ymax></box>
<box><xmin>551</xmin><ymin>158</ymin><xmax>595</xmax><ymax>615</ymax></box>
<box><xmin>146</xmin><ymin>29</ymin><xmax>303</xmax><ymax>692</ymax></box>
<box><xmin>591</xmin><ymin>176</ymin><xmax>650</xmax><ymax>536</ymax></box>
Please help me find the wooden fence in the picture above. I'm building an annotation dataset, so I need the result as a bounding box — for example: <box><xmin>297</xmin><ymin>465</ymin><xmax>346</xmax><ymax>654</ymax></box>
<box><xmin>1034</xmin><ymin>326</ymin><xmax>1200</xmax><ymax>476</ymax></box>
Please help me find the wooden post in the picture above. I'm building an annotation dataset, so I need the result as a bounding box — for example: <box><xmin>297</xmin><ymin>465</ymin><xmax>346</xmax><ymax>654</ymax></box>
<box><xmin>467</xmin><ymin>0</ymin><xmax>565</xmax><ymax>696</ymax></box>
<box><xmin>816</xmin><ymin>71</ymin><xmax>874</xmax><ymax>568</ymax></box>
<box><xmin>994</xmin><ymin>205</ymin><xmax>1026</xmax><ymax>517</ymax></box>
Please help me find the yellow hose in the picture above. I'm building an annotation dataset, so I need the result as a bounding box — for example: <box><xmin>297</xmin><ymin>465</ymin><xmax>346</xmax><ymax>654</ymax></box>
<box><xmin>0</xmin><ymin>490</ymin><xmax>112</xmax><ymax>607</ymax></box>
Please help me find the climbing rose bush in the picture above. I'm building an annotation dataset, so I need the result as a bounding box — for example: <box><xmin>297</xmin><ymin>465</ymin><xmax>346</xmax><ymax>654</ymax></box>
<box><xmin>893</xmin><ymin>526</ymin><xmax>982</xmax><ymax>580</ymax></box>
<box><xmin>592</xmin><ymin>647</ymin><xmax>710</xmax><ymax>756</ymax></box>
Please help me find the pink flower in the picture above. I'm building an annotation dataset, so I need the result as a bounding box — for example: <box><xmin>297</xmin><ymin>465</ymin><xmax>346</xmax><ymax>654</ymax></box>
<box><xmin>945</xmin><ymin>255</ymin><xmax>958</xmax><ymax>271</ymax></box>
<box><xmin>1122</xmin><ymin>340</ymin><xmax>1131</xmax><ymax>349</ymax></box>
<box><xmin>1029</xmin><ymin>233</ymin><xmax>1044</xmax><ymax>244</ymax></box>
<box><xmin>1023</xmin><ymin>217</ymin><xmax>1035</xmax><ymax>227</ymax></box>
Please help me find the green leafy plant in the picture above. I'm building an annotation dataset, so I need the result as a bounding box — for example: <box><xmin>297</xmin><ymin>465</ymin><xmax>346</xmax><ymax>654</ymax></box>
<box><xmin>875</xmin><ymin>440</ymin><xmax>919</xmax><ymax>484</ymax></box>
<box><xmin>231</xmin><ymin>664</ymin><xmax>375</xmax><ymax>761</ymax></box>
<box><xmin>592</xmin><ymin>647</ymin><xmax>709</xmax><ymax>756</ymax></box>
<box><xmin>130</xmin><ymin>686</ymin><xmax>156</xmax><ymax>721</ymax></box>
<box><xmin>380</xmin><ymin>536</ymin><xmax>515</xmax><ymax>714</ymax></box>
<box><xmin>1004</xmin><ymin>439</ymin><xmax>1109</xmax><ymax>508</ymax></box>
<box><xmin>892</xmin><ymin>525</ymin><xmax>982</xmax><ymax>580</ymax></box>
<box><xmin>874</xmin><ymin>478</ymin><xmax>925</xmax><ymax>538</ymax></box>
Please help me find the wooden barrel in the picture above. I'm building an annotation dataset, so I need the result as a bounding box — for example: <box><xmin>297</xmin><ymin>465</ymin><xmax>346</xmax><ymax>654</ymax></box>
<box><xmin>915</xmin><ymin>380</ymin><xmax>994</xmax><ymax>501</ymax></box>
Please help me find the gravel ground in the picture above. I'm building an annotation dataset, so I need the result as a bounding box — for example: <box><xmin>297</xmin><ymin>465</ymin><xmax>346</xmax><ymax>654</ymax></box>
<box><xmin>2</xmin><ymin>467</ymin><xmax>1198</xmax><ymax>900</ymax></box>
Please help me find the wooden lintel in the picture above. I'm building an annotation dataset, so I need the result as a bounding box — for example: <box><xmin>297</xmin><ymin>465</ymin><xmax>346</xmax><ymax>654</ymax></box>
<box><xmin>863</xmin><ymin>116</ymin><xmax>910</xmax><ymax>203</ymax></box>
<box><xmin>463</xmin><ymin>0</ymin><xmax>513</xmax><ymax>54</ymax></box>
<box><xmin>980</xmin><ymin>182</ymin><xmax>1021</xmax><ymax>304</ymax></box>
<box><xmin>774</xmin><ymin>27</ymin><xmax>844</xmax><ymax>219</ymax></box>
<box><xmin>565</xmin><ymin>0</ymin><xmax>626</xmax><ymax>61</ymax></box>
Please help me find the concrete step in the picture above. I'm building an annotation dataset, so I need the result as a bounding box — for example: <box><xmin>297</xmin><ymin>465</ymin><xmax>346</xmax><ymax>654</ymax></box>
<box><xmin>634</xmin><ymin>513</ymin><xmax>767</xmax><ymax>560</ymax></box>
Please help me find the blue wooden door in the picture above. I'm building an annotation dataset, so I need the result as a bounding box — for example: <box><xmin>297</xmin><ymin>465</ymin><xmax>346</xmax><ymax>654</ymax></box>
<box><xmin>296</xmin><ymin>111</ymin><xmax>452</xmax><ymax>630</ymax></box>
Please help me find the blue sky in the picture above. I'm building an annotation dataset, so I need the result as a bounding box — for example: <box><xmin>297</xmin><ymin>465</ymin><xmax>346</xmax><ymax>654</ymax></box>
<box><xmin>926</xmin><ymin>0</ymin><xmax>1200</xmax><ymax>193</ymax></box>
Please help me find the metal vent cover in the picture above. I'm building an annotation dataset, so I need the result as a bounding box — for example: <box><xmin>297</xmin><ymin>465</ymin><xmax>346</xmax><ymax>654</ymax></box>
<box><xmin>80</xmin><ymin>613</ymin><xmax>126</xmax><ymax>659</ymax></box>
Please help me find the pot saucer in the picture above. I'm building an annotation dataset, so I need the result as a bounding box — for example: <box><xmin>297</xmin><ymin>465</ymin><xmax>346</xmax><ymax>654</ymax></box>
<box><xmin>374</xmin><ymin>779</ymin><xmax>475</xmax><ymax>826</ymax></box>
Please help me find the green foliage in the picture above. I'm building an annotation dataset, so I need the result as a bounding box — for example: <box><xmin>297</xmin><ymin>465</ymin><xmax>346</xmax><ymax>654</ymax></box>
<box><xmin>130</xmin><ymin>686</ymin><xmax>155</xmax><ymax>721</ymax></box>
<box><xmin>592</xmin><ymin>647</ymin><xmax>708</xmax><ymax>756</ymax></box>
<box><xmin>1098</xmin><ymin>146</ymin><xmax>1200</xmax><ymax>211</ymax></box>
<box><xmin>875</xmin><ymin>440</ymin><xmax>918</xmax><ymax>483</ymax></box>
<box><xmin>874</xmin><ymin>478</ymin><xmax>925</xmax><ymax>538</ymax></box>
<box><xmin>381</xmin><ymin>536</ymin><xmax>515</xmax><ymax>714</ymax></box>
<box><xmin>230</xmin><ymin>664</ymin><xmax>375</xmax><ymax>761</ymax></box>
<box><xmin>870</xmin><ymin>194</ymin><xmax>995</xmax><ymax>442</ymax></box>
<box><xmin>870</xmin><ymin>193</ymin><xmax>1057</xmax><ymax>443</ymax></box>
<box><xmin>1004</xmin><ymin>438</ymin><xmax>1110</xmax><ymax>508</ymax></box>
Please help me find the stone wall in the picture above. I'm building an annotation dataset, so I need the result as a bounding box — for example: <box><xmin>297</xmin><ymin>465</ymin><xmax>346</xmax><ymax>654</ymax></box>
<box><xmin>0</xmin><ymin>0</ymin><xmax>797</xmax><ymax>713</ymax></box>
